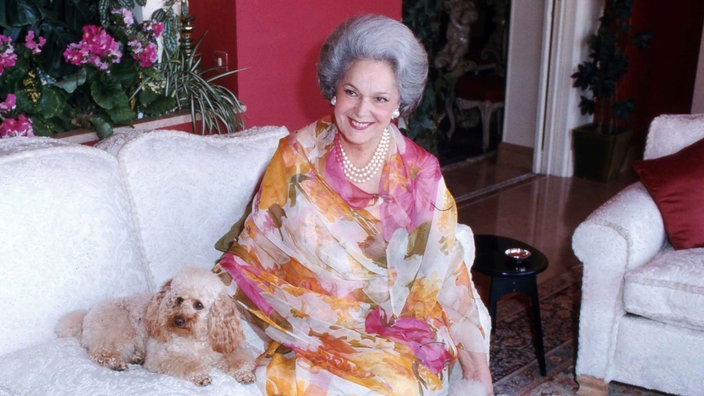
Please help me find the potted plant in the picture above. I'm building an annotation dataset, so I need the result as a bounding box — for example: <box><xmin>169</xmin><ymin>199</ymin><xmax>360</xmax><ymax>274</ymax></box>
<box><xmin>570</xmin><ymin>0</ymin><xmax>651</xmax><ymax>181</ymax></box>
<box><xmin>0</xmin><ymin>0</ymin><xmax>176</xmax><ymax>138</ymax></box>
<box><xmin>0</xmin><ymin>0</ymin><xmax>244</xmax><ymax>140</ymax></box>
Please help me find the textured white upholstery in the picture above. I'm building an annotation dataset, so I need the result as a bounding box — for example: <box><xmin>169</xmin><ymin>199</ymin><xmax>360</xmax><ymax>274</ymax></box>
<box><xmin>624</xmin><ymin>246</ymin><xmax>704</xmax><ymax>330</ymax></box>
<box><xmin>0</xmin><ymin>126</ymin><xmax>288</xmax><ymax>395</ymax></box>
<box><xmin>0</xmin><ymin>139</ymin><xmax>152</xmax><ymax>357</ymax></box>
<box><xmin>99</xmin><ymin>127</ymin><xmax>285</xmax><ymax>285</ymax></box>
<box><xmin>644</xmin><ymin>113</ymin><xmax>704</xmax><ymax>159</ymax></box>
<box><xmin>573</xmin><ymin>114</ymin><xmax>704</xmax><ymax>396</ymax></box>
<box><xmin>0</xmin><ymin>337</ymin><xmax>262</xmax><ymax>396</ymax></box>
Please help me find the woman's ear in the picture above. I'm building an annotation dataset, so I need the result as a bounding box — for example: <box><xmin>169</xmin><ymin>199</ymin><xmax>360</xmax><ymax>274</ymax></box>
<box><xmin>144</xmin><ymin>280</ymin><xmax>171</xmax><ymax>342</ymax></box>
<box><xmin>208</xmin><ymin>292</ymin><xmax>245</xmax><ymax>353</ymax></box>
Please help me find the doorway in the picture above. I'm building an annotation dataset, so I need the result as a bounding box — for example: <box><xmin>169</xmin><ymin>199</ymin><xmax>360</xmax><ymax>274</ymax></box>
<box><xmin>403</xmin><ymin>0</ymin><xmax>545</xmax><ymax>198</ymax></box>
<box><xmin>435</xmin><ymin>0</ymin><xmax>511</xmax><ymax>166</ymax></box>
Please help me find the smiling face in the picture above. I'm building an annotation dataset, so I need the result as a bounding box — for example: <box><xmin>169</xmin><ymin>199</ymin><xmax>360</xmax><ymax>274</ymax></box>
<box><xmin>333</xmin><ymin>59</ymin><xmax>400</xmax><ymax>155</ymax></box>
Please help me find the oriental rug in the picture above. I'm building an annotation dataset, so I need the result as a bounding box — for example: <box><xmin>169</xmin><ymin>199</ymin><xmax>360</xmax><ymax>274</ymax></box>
<box><xmin>489</xmin><ymin>270</ymin><xmax>670</xmax><ymax>396</ymax></box>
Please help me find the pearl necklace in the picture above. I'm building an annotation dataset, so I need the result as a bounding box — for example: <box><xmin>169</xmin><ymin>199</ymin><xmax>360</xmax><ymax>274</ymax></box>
<box><xmin>337</xmin><ymin>127</ymin><xmax>391</xmax><ymax>184</ymax></box>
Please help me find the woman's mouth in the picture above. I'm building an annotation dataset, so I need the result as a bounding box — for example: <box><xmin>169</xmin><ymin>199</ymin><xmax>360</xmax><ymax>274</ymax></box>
<box><xmin>349</xmin><ymin>119</ymin><xmax>372</xmax><ymax>130</ymax></box>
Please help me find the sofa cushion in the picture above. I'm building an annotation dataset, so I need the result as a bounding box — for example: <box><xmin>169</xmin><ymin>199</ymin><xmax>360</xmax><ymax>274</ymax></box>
<box><xmin>102</xmin><ymin>127</ymin><xmax>288</xmax><ymax>286</ymax></box>
<box><xmin>0</xmin><ymin>337</ymin><xmax>262</xmax><ymax>395</ymax></box>
<box><xmin>0</xmin><ymin>138</ymin><xmax>152</xmax><ymax>356</ymax></box>
<box><xmin>624</xmin><ymin>246</ymin><xmax>704</xmax><ymax>330</ymax></box>
<box><xmin>633</xmin><ymin>136</ymin><xmax>704</xmax><ymax>250</ymax></box>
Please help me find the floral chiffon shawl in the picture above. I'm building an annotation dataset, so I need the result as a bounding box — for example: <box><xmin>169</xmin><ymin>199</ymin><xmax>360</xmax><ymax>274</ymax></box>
<box><xmin>215</xmin><ymin>117</ymin><xmax>490</xmax><ymax>395</ymax></box>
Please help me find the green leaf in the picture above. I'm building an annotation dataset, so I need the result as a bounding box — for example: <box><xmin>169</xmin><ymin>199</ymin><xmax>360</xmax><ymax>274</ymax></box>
<box><xmin>29</xmin><ymin>116</ymin><xmax>54</xmax><ymax>136</ymax></box>
<box><xmin>140</xmin><ymin>94</ymin><xmax>177</xmax><ymax>115</ymax></box>
<box><xmin>633</xmin><ymin>32</ymin><xmax>653</xmax><ymax>50</ymax></box>
<box><xmin>62</xmin><ymin>0</ymin><xmax>99</xmax><ymax>33</ymax></box>
<box><xmin>4</xmin><ymin>0</ymin><xmax>44</xmax><ymax>28</ymax></box>
<box><xmin>107</xmin><ymin>105</ymin><xmax>136</xmax><ymax>125</ymax></box>
<box><xmin>37</xmin><ymin>87</ymin><xmax>65</xmax><ymax>118</ymax></box>
<box><xmin>137</xmin><ymin>87</ymin><xmax>159</xmax><ymax>106</ymax></box>
<box><xmin>90</xmin><ymin>115</ymin><xmax>113</xmax><ymax>139</ymax></box>
<box><xmin>110</xmin><ymin>60</ymin><xmax>139</xmax><ymax>88</ymax></box>
<box><xmin>98</xmin><ymin>0</ymin><xmax>110</xmax><ymax>27</ymax></box>
<box><xmin>91</xmin><ymin>78</ymin><xmax>129</xmax><ymax>110</ymax></box>
<box><xmin>54</xmin><ymin>68</ymin><xmax>88</xmax><ymax>93</ymax></box>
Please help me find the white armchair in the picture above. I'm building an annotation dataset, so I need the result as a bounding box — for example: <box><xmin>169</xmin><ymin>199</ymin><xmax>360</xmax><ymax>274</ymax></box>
<box><xmin>572</xmin><ymin>114</ymin><xmax>704</xmax><ymax>396</ymax></box>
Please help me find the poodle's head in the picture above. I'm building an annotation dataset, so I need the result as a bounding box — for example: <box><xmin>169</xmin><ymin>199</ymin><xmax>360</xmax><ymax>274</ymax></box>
<box><xmin>145</xmin><ymin>267</ymin><xmax>245</xmax><ymax>353</ymax></box>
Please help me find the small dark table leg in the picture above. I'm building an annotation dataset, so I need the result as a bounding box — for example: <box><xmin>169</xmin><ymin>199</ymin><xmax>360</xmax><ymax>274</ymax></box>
<box><xmin>529</xmin><ymin>280</ymin><xmax>547</xmax><ymax>376</ymax></box>
<box><xmin>488</xmin><ymin>274</ymin><xmax>547</xmax><ymax>376</ymax></box>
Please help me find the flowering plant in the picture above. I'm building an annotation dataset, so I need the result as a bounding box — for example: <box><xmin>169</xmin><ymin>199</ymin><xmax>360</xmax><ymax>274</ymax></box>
<box><xmin>0</xmin><ymin>2</ymin><xmax>176</xmax><ymax>139</ymax></box>
<box><xmin>0</xmin><ymin>94</ymin><xmax>34</xmax><ymax>138</ymax></box>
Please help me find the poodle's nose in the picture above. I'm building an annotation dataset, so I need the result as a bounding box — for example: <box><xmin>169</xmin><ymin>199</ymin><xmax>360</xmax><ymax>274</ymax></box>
<box><xmin>174</xmin><ymin>316</ymin><xmax>186</xmax><ymax>328</ymax></box>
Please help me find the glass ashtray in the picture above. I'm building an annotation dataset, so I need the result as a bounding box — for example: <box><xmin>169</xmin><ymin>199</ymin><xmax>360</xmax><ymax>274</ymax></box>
<box><xmin>505</xmin><ymin>247</ymin><xmax>532</xmax><ymax>264</ymax></box>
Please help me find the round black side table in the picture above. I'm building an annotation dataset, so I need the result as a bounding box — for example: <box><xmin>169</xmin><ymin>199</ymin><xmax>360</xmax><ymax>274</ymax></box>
<box><xmin>473</xmin><ymin>234</ymin><xmax>548</xmax><ymax>376</ymax></box>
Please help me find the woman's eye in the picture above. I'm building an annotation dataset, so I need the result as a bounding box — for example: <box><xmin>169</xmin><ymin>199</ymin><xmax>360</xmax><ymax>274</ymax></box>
<box><xmin>375</xmin><ymin>97</ymin><xmax>389</xmax><ymax>103</ymax></box>
<box><xmin>344</xmin><ymin>89</ymin><xmax>357</xmax><ymax>97</ymax></box>
<box><xmin>194</xmin><ymin>301</ymin><xmax>204</xmax><ymax>310</ymax></box>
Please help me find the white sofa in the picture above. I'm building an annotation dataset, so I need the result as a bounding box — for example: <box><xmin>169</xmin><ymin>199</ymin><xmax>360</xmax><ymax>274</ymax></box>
<box><xmin>0</xmin><ymin>126</ymin><xmax>289</xmax><ymax>395</ymax></box>
<box><xmin>572</xmin><ymin>114</ymin><xmax>704</xmax><ymax>395</ymax></box>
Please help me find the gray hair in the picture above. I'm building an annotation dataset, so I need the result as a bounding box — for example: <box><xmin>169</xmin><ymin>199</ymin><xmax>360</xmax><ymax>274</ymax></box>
<box><xmin>317</xmin><ymin>14</ymin><xmax>428</xmax><ymax>116</ymax></box>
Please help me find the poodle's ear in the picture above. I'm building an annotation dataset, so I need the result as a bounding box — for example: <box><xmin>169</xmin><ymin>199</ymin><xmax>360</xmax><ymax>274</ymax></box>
<box><xmin>144</xmin><ymin>280</ymin><xmax>171</xmax><ymax>342</ymax></box>
<box><xmin>208</xmin><ymin>292</ymin><xmax>245</xmax><ymax>353</ymax></box>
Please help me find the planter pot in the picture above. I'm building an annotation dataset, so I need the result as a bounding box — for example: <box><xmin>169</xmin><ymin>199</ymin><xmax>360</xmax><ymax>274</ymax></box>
<box><xmin>572</xmin><ymin>124</ymin><xmax>633</xmax><ymax>182</ymax></box>
<box><xmin>54</xmin><ymin>112</ymin><xmax>194</xmax><ymax>145</ymax></box>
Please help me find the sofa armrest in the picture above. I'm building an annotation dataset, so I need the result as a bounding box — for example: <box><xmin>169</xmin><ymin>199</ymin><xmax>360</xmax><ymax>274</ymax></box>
<box><xmin>572</xmin><ymin>182</ymin><xmax>666</xmax><ymax>380</ymax></box>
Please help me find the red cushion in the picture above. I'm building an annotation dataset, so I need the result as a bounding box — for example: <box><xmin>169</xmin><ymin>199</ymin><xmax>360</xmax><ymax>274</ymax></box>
<box><xmin>633</xmin><ymin>137</ymin><xmax>704</xmax><ymax>250</ymax></box>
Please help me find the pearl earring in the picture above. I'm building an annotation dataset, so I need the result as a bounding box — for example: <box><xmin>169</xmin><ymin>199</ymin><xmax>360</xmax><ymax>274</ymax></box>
<box><xmin>392</xmin><ymin>109</ymin><xmax>400</xmax><ymax>119</ymax></box>
<box><xmin>330</xmin><ymin>96</ymin><xmax>337</xmax><ymax>106</ymax></box>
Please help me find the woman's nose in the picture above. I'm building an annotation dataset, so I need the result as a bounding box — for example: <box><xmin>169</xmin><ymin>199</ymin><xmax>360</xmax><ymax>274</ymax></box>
<box><xmin>353</xmin><ymin>97</ymin><xmax>371</xmax><ymax>115</ymax></box>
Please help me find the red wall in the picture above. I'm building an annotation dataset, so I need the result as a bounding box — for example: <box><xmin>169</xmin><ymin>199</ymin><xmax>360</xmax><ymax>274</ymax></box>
<box><xmin>189</xmin><ymin>0</ymin><xmax>239</xmax><ymax>92</ymax></box>
<box><xmin>620</xmin><ymin>1</ymin><xmax>704</xmax><ymax>153</ymax></box>
<box><xmin>191</xmin><ymin>1</ymin><xmax>401</xmax><ymax>132</ymax></box>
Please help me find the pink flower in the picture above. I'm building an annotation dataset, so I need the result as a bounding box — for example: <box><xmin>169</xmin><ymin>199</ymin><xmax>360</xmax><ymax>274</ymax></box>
<box><xmin>0</xmin><ymin>94</ymin><xmax>16</xmax><ymax>114</ymax></box>
<box><xmin>142</xmin><ymin>21</ymin><xmax>164</xmax><ymax>39</ymax></box>
<box><xmin>0</xmin><ymin>115</ymin><xmax>34</xmax><ymax>138</ymax></box>
<box><xmin>24</xmin><ymin>31</ymin><xmax>46</xmax><ymax>55</ymax></box>
<box><xmin>63</xmin><ymin>25</ymin><xmax>122</xmax><ymax>71</ymax></box>
<box><xmin>129</xmin><ymin>40</ymin><xmax>158</xmax><ymax>68</ymax></box>
<box><xmin>111</xmin><ymin>8</ymin><xmax>134</xmax><ymax>26</ymax></box>
<box><xmin>0</xmin><ymin>34</ymin><xmax>17</xmax><ymax>75</ymax></box>
<box><xmin>365</xmin><ymin>307</ymin><xmax>451</xmax><ymax>374</ymax></box>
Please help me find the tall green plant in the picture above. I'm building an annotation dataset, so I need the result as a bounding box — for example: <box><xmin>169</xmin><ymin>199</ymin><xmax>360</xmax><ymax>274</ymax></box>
<box><xmin>571</xmin><ymin>0</ymin><xmax>651</xmax><ymax>135</ymax></box>
<box><xmin>159</xmin><ymin>36</ymin><xmax>244</xmax><ymax>135</ymax></box>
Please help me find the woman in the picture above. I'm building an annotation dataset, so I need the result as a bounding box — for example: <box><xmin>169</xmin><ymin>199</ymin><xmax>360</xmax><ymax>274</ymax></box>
<box><xmin>215</xmin><ymin>14</ymin><xmax>493</xmax><ymax>395</ymax></box>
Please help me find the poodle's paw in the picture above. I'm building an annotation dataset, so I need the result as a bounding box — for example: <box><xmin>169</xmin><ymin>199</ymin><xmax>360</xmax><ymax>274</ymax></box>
<box><xmin>191</xmin><ymin>372</ymin><xmax>212</xmax><ymax>386</ymax></box>
<box><xmin>92</xmin><ymin>353</ymin><xmax>128</xmax><ymax>371</ymax></box>
<box><xmin>224</xmin><ymin>357</ymin><xmax>256</xmax><ymax>384</ymax></box>
<box><xmin>128</xmin><ymin>350</ymin><xmax>145</xmax><ymax>365</ymax></box>
<box><xmin>237</xmin><ymin>370</ymin><xmax>256</xmax><ymax>384</ymax></box>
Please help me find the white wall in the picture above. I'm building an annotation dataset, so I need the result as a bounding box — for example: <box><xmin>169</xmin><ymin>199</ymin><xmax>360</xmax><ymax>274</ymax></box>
<box><xmin>503</xmin><ymin>0</ymin><xmax>602</xmax><ymax>176</ymax></box>
<box><xmin>691</xmin><ymin>16</ymin><xmax>704</xmax><ymax>113</ymax></box>
<box><xmin>503</xmin><ymin>1</ymin><xmax>546</xmax><ymax>149</ymax></box>
<box><xmin>133</xmin><ymin>0</ymin><xmax>182</xmax><ymax>21</ymax></box>
<box><xmin>533</xmin><ymin>0</ymin><xmax>603</xmax><ymax>176</ymax></box>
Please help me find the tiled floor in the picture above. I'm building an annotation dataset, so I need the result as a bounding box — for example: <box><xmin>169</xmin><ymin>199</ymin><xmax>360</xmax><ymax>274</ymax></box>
<box><xmin>442</xmin><ymin>153</ymin><xmax>638</xmax><ymax>294</ymax></box>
